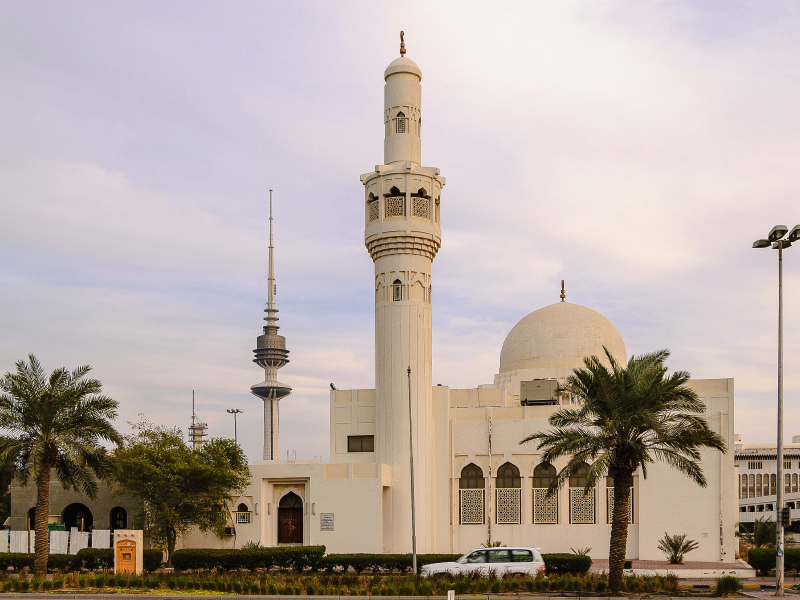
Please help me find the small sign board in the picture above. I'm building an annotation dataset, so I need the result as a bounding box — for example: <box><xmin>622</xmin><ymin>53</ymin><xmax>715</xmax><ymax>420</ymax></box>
<box><xmin>320</xmin><ymin>513</ymin><xmax>334</xmax><ymax>531</ymax></box>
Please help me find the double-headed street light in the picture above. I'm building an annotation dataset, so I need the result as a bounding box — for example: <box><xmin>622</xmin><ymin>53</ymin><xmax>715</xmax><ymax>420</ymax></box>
<box><xmin>227</xmin><ymin>408</ymin><xmax>243</xmax><ymax>445</ymax></box>
<box><xmin>753</xmin><ymin>224</ymin><xmax>800</xmax><ymax>597</ymax></box>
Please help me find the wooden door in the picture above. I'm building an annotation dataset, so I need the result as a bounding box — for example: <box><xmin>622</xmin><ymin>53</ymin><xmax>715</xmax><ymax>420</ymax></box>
<box><xmin>278</xmin><ymin>507</ymin><xmax>303</xmax><ymax>543</ymax></box>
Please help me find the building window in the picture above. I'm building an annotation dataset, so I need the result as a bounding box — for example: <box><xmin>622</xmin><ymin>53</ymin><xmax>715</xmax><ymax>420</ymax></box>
<box><xmin>748</xmin><ymin>461</ymin><xmax>763</xmax><ymax>469</ymax></box>
<box><xmin>392</xmin><ymin>279</ymin><xmax>402</xmax><ymax>302</ymax></box>
<box><xmin>569</xmin><ymin>463</ymin><xmax>595</xmax><ymax>524</ymax></box>
<box><xmin>385</xmin><ymin>196</ymin><xmax>405</xmax><ymax>218</ymax></box>
<box><xmin>756</xmin><ymin>474</ymin><xmax>763</xmax><ymax>497</ymax></box>
<box><xmin>459</xmin><ymin>463</ymin><xmax>485</xmax><ymax>525</ymax></box>
<box><xmin>235</xmin><ymin>502</ymin><xmax>252</xmax><ymax>524</ymax></box>
<box><xmin>495</xmin><ymin>463</ymin><xmax>521</xmax><ymax>524</ymax></box>
<box><xmin>793</xmin><ymin>473</ymin><xmax>798</xmax><ymax>493</ymax></box>
<box><xmin>435</xmin><ymin>198</ymin><xmax>440</xmax><ymax>223</ymax></box>
<box><xmin>787</xmin><ymin>473</ymin><xmax>792</xmax><ymax>493</ymax></box>
<box><xmin>428</xmin><ymin>285</ymin><xmax>432</xmax><ymax>304</ymax></box>
<box><xmin>411</xmin><ymin>189</ymin><xmax>429</xmax><ymax>219</ymax></box>
<box><xmin>396</xmin><ymin>112</ymin><xmax>405</xmax><ymax>134</ymax></box>
<box><xmin>110</xmin><ymin>507</ymin><xmax>127</xmax><ymax>531</ymax></box>
<box><xmin>532</xmin><ymin>463</ymin><xmax>558</xmax><ymax>524</ymax></box>
<box><xmin>771</xmin><ymin>474</ymin><xmax>776</xmax><ymax>495</ymax></box>
<box><xmin>347</xmin><ymin>435</ymin><xmax>374</xmax><ymax>452</ymax></box>
<box><xmin>786</xmin><ymin>460</ymin><xmax>793</xmax><ymax>470</ymax></box>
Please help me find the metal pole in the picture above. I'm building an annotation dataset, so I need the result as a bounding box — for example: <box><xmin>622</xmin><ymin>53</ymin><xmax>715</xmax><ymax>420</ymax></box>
<box><xmin>407</xmin><ymin>366</ymin><xmax>417</xmax><ymax>575</ymax></box>
<box><xmin>777</xmin><ymin>244</ymin><xmax>785</xmax><ymax>596</ymax></box>
<box><xmin>234</xmin><ymin>411</ymin><xmax>238</xmax><ymax>444</ymax></box>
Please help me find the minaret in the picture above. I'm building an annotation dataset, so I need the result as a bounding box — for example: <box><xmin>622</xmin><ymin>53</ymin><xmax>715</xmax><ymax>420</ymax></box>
<box><xmin>250</xmin><ymin>190</ymin><xmax>292</xmax><ymax>460</ymax></box>
<box><xmin>188</xmin><ymin>390</ymin><xmax>208</xmax><ymax>451</ymax></box>
<box><xmin>360</xmin><ymin>36</ymin><xmax>445</xmax><ymax>552</ymax></box>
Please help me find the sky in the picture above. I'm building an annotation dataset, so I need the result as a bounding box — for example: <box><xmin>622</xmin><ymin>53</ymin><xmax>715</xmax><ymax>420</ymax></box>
<box><xmin>1</xmin><ymin>1</ymin><xmax>799</xmax><ymax>463</ymax></box>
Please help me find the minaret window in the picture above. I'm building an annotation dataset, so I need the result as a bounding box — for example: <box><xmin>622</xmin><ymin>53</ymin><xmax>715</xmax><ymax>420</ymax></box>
<box><xmin>385</xmin><ymin>187</ymin><xmax>405</xmax><ymax>218</ymax></box>
<box><xmin>411</xmin><ymin>188</ymin><xmax>430</xmax><ymax>219</ymax></box>
<box><xmin>435</xmin><ymin>198</ymin><xmax>440</xmax><ymax>223</ymax></box>
<box><xmin>392</xmin><ymin>279</ymin><xmax>402</xmax><ymax>301</ymax></box>
<box><xmin>367</xmin><ymin>193</ymin><xmax>379</xmax><ymax>222</ymax></box>
<box><xmin>396</xmin><ymin>112</ymin><xmax>406</xmax><ymax>134</ymax></box>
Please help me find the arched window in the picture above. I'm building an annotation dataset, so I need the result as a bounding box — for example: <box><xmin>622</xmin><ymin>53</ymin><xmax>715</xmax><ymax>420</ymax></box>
<box><xmin>459</xmin><ymin>463</ymin><xmax>485</xmax><ymax>489</ymax></box>
<box><xmin>496</xmin><ymin>462</ymin><xmax>521</xmax><ymax>488</ymax></box>
<box><xmin>396</xmin><ymin>111</ymin><xmax>406</xmax><ymax>134</ymax></box>
<box><xmin>533</xmin><ymin>463</ymin><xmax>556</xmax><ymax>488</ymax></box>
<box><xmin>568</xmin><ymin>463</ymin><xmax>595</xmax><ymax>524</ymax></box>
<box><xmin>411</xmin><ymin>188</ymin><xmax>430</xmax><ymax>219</ymax></box>
<box><xmin>235</xmin><ymin>502</ymin><xmax>251</xmax><ymax>524</ymax></box>
<box><xmin>385</xmin><ymin>186</ymin><xmax>405</xmax><ymax>218</ymax></box>
<box><xmin>459</xmin><ymin>464</ymin><xmax>485</xmax><ymax>525</ymax></box>
<box><xmin>392</xmin><ymin>279</ymin><xmax>402</xmax><ymax>302</ymax></box>
<box><xmin>27</xmin><ymin>507</ymin><xmax>36</xmax><ymax>531</ymax></box>
<box><xmin>110</xmin><ymin>507</ymin><xmax>127</xmax><ymax>531</ymax></box>
<box><xmin>569</xmin><ymin>463</ymin><xmax>591</xmax><ymax>488</ymax></box>
<box><xmin>756</xmin><ymin>474</ymin><xmax>763</xmax><ymax>497</ymax></box>
<box><xmin>495</xmin><ymin>463</ymin><xmax>521</xmax><ymax>524</ymax></box>
<box><xmin>770</xmin><ymin>473</ymin><xmax>776</xmax><ymax>495</ymax></box>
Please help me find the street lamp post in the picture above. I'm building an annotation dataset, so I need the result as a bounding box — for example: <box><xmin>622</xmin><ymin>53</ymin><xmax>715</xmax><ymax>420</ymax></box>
<box><xmin>753</xmin><ymin>224</ymin><xmax>800</xmax><ymax>597</ymax></box>
<box><xmin>227</xmin><ymin>409</ymin><xmax>243</xmax><ymax>444</ymax></box>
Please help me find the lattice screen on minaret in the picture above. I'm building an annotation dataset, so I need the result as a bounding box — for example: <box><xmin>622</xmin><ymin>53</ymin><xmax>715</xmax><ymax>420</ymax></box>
<box><xmin>533</xmin><ymin>488</ymin><xmax>558</xmax><ymax>524</ymax></box>
<box><xmin>569</xmin><ymin>488</ymin><xmax>595</xmax><ymax>524</ymax></box>
<box><xmin>459</xmin><ymin>489</ymin><xmax>484</xmax><ymax>524</ymax></box>
<box><xmin>368</xmin><ymin>199</ymin><xmax>379</xmax><ymax>222</ymax></box>
<box><xmin>412</xmin><ymin>197</ymin><xmax>429</xmax><ymax>218</ymax></box>
<box><xmin>385</xmin><ymin>196</ymin><xmax>405</xmax><ymax>218</ymax></box>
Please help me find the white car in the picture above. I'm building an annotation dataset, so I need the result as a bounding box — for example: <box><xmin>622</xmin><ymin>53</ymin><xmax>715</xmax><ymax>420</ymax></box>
<box><xmin>420</xmin><ymin>547</ymin><xmax>546</xmax><ymax>577</ymax></box>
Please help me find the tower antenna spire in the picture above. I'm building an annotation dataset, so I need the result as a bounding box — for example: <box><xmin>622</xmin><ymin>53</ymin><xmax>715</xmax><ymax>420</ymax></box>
<box><xmin>400</xmin><ymin>31</ymin><xmax>406</xmax><ymax>57</ymax></box>
<box><xmin>267</xmin><ymin>189</ymin><xmax>275</xmax><ymax>318</ymax></box>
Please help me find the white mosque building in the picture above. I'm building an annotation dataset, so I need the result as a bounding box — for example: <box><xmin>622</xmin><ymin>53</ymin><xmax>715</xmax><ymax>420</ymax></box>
<box><xmin>197</xmin><ymin>47</ymin><xmax>737</xmax><ymax>562</ymax></box>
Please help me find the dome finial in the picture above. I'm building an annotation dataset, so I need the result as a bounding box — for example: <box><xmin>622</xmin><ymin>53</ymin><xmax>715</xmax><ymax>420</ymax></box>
<box><xmin>400</xmin><ymin>31</ymin><xmax>406</xmax><ymax>57</ymax></box>
<box><xmin>560</xmin><ymin>280</ymin><xmax>565</xmax><ymax>302</ymax></box>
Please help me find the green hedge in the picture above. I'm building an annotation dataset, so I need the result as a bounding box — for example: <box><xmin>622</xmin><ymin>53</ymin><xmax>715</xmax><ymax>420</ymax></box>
<box><xmin>747</xmin><ymin>548</ymin><xmax>800</xmax><ymax>576</ymax></box>
<box><xmin>171</xmin><ymin>546</ymin><xmax>325</xmax><ymax>572</ymax></box>
<box><xmin>0</xmin><ymin>553</ymin><xmax>75</xmax><ymax>571</ymax></box>
<box><xmin>541</xmin><ymin>553</ymin><xmax>592</xmax><ymax>575</ymax></box>
<box><xmin>320</xmin><ymin>553</ymin><xmax>462</xmax><ymax>573</ymax></box>
<box><xmin>73</xmin><ymin>548</ymin><xmax>162</xmax><ymax>572</ymax></box>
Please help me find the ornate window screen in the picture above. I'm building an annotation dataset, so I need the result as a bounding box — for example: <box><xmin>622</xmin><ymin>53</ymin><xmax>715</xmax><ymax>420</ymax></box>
<box><xmin>385</xmin><ymin>196</ymin><xmax>405</xmax><ymax>218</ymax></box>
<box><xmin>533</xmin><ymin>488</ymin><xmax>558</xmax><ymax>524</ymax></box>
<box><xmin>435</xmin><ymin>200</ymin><xmax>440</xmax><ymax>223</ymax></box>
<box><xmin>412</xmin><ymin>197</ymin><xmax>429</xmax><ymax>218</ymax></box>
<box><xmin>496</xmin><ymin>488</ymin><xmax>521</xmax><ymax>524</ymax></box>
<box><xmin>235</xmin><ymin>511</ymin><xmax>251</xmax><ymax>524</ymax></box>
<box><xmin>392</xmin><ymin>280</ymin><xmax>402</xmax><ymax>302</ymax></box>
<box><xmin>460</xmin><ymin>489</ymin><xmax>485</xmax><ymax>525</ymax></box>
<box><xmin>397</xmin><ymin>112</ymin><xmax>406</xmax><ymax>134</ymax></box>
<box><xmin>606</xmin><ymin>487</ymin><xmax>633</xmax><ymax>524</ymax></box>
<box><xmin>569</xmin><ymin>488</ymin><xmax>595</xmax><ymax>524</ymax></box>
<box><xmin>368</xmin><ymin>199</ymin><xmax>379</xmax><ymax>222</ymax></box>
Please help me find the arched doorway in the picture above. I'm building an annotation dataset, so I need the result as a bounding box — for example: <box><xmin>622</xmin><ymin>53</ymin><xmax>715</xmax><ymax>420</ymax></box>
<box><xmin>62</xmin><ymin>503</ymin><xmax>93</xmax><ymax>532</ymax></box>
<box><xmin>110</xmin><ymin>507</ymin><xmax>127</xmax><ymax>531</ymax></box>
<box><xmin>27</xmin><ymin>507</ymin><xmax>36</xmax><ymax>531</ymax></box>
<box><xmin>277</xmin><ymin>493</ymin><xmax>303</xmax><ymax>544</ymax></box>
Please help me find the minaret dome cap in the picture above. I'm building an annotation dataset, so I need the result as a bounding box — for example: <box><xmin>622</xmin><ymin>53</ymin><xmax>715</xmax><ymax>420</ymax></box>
<box><xmin>384</xmin><ymin>57</ymin><xmax>422</xmax><ymax>82</ymax></box>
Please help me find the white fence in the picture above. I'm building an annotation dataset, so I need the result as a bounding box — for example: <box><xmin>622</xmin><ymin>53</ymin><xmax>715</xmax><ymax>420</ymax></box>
<box><xmin>0</xmin><ymin>529</ymin><xmax>112</xmax><ymax>553</ymax></box>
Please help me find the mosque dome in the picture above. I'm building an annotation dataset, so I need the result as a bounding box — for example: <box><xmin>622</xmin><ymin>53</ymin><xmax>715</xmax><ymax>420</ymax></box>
<box><xmin>499</xmin><ymin>302</ymin><xmax>626</xmax><ymax>373</ymax></box>
<box><xmin>384</xmin><ymin>57</ymin><xmax>422</xmax><ymax>81</ymax></box>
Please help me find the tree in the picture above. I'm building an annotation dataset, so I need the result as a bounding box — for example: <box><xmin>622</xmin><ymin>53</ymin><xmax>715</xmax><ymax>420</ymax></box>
<box><xmin>521</xmin><ymin>348</ymin><xmax>726</xmax><ymax>593</ymax></box>
<box><xmin>113</xmin><ymin>418</ymin><xmax>250</xmax><ymax>564</ymax></box>
<box><xmin>738</xmin><ymin>517</ymin><xmax>776</xmax><ymax>549</ymax></box>
<box><xmin>0</xmin><ymin>354</ymin><xmax>120</xmax><ymax>576</ymax></box>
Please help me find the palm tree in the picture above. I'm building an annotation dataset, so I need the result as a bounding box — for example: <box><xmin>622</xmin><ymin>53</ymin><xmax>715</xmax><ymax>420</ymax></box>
<box><xmin>521</xmin><ymin>348</ymin><xmax>726</xmax><ymax>594</ymax></box>
<box><xmin>0</xmin><ymin>354</ymin><xmax>120</xmax><ymax>576</ymax></box>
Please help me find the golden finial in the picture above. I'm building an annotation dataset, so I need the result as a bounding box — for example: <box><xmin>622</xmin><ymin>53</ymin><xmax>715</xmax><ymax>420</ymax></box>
<box><xmin>400</xmin><ymin>31</ymin><xmax>406</xmax><ymax>57</ymax></box>
<box><xmin>560</xmin><ymin>280</ymin><xmax>565</xmax><ymax>302</ymax></box>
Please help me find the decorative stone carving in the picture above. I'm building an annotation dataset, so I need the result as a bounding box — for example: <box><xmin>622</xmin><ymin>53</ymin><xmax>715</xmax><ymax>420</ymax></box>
<box><xmin>412</xmin><ymin>197</ymin><xmax>429</xmax><ymax>218</ymax></box>
<box><xmin>385</xmin><ymin>196</ymin><xmax>405</xmax><ymax>218</ymax></box>
<box><xmin>496</xmin><ymin>488</ymin><xmax>521</xmax><ymax>524</ymax></box>
<box><xmin>533</xmin><ymin>488</ymin><xmax>558</xmax><ymax>524</ymax></box>
<box><xmin>569</xmin><ymin>488</ymin><xmax>595</xmax><ymax>524</ymax></box>
<box><xmin>369</xmin><ymin>199</ymin><xmax>379</xmax><ymax>222</ymax></box>
<box><xmin>460</xmin><ymin>488</ymin><xmax>484</xmax><ymax>525</ymax></box>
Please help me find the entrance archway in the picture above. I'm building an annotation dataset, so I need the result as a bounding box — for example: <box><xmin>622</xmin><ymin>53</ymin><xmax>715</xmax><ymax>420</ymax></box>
<box><xmin>277</xmin><ymin>493</ymin><xmax>303</xmax><ymax>544</ymax></box>
<box><xmin>62</xmin><ymin>503</ymin><xmax>93</xmax><ymax>532</ymax></box>
<box><xmin>27</xmin><ymin>507</ymin><xmax>35</xmax><ymax>531</ymax></box>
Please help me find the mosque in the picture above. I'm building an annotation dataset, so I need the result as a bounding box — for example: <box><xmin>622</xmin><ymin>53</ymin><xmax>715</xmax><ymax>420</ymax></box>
<box><xmin>194</xmin><ymin>44</ymin><xmax>737</xmax><ymax>562</ymax></box>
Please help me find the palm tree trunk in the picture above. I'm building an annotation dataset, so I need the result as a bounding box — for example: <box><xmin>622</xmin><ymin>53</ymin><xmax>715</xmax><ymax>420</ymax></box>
<box><xmin>33</xmin><ymin>466</ymin><xmax>51</xmax><ymax>577</ymax></box>
<box><xmin>608</xmin><ymin>469</ymin><xmax>633</xmax><ymax>594</ymax></box>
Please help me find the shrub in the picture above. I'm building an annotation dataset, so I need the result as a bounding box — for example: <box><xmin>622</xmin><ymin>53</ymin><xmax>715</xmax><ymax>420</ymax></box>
<box><xmin>716</xmin><ymin>576</ymin><xmax>743</xmax><ymax>597</ymax></box>
<box><xmin>657</xmin><ymin>532</ymin><xmax>699</xmax><ymax>564</ymax></box>
<box><xmin>53</xmin><ymin>577</ymin><xmax>64</xmax><ymax>589</ymax></box>
<box><xmin>596</xmin><ymin>579</ymin><xmax>607</xmax><ymax>593</ymax></box>
<box><xmin>144</xmin><ymin>549</ymin><xmax>163</xmax><ymax>572</ymax></box>
<box><xmin>78</xmin><ymin>574</ymin><xmax>87</xmax><ymax>589</ymax></box>
<box><xmin>748</xmin><ymin>547</ymin><xmax>776</xmax><ymax>576</ymax></box>
<box><xmin>42</xmin><ymin>580</ymin><xmax>53</xmax><ymax>591</ymax></box>
<box><xmin>542</xmin><ymin>553</ymin><xmax>592</xmax><ymax>574</ymax></box>
<box><xmin>20</xmin><ymin>579</ymin><xmax>30</xmax><ymax>592</ymax></box>
<box><xmin>171</xmin><ymin>545</ymin><xmax>326</xmax><ymax>571</ymax></box>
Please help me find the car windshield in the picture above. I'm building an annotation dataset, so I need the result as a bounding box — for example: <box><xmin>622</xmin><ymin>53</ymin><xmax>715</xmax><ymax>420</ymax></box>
<box><xmin>462</xmin><ymin>551</ymin><xmax>487</xmax><ymax>564</ymax></box>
